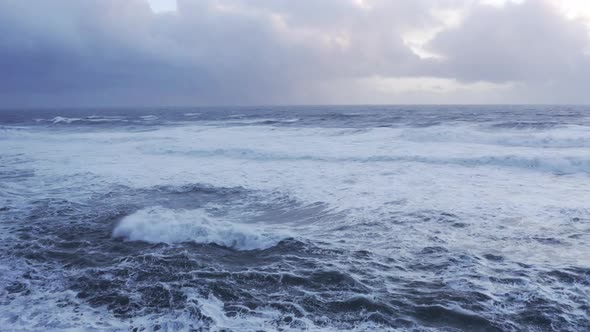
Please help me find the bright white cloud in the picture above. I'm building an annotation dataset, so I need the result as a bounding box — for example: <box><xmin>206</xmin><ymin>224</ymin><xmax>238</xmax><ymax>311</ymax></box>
<box><xmin>147</xmin><ymin>0</ymin><xmax>177</xmax><ymax>13</ymax></box>
<box><xmin>479</xmin><ymin>0</ymin><xmax>525</xmax><ymax>7</ymax></box>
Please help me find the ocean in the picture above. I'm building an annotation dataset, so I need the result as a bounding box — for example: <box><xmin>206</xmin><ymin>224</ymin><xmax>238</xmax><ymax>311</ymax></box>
<box><xmin>0</xmin><ymin>105</ymin><xmax>589</xmax><ymax>331</ymax></box>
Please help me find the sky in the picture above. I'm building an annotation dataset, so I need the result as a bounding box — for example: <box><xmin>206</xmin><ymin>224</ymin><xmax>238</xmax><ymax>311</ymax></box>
<box><xmin>1</xmin><ymin>0</ymin><xmax>590</xmax><ymax>107</ymax></box>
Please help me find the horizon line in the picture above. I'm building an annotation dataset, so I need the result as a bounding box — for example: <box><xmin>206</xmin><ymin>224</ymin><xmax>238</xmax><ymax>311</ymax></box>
<box><xmin>1</xmin><ymin>103</ymin><xmax>589</xmax><ymax>111</ymax></box>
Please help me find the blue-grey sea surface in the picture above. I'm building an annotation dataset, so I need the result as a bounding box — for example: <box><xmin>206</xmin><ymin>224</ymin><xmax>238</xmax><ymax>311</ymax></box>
<box><xmin>1</xmin><ymin>105</ymin><xmax>589</xmax><ymax>331</ymax></box>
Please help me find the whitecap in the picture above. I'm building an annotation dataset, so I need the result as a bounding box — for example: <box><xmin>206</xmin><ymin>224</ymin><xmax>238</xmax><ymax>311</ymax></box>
<box><xmin>140</xmin><ymin>115</ymin><xmax>158</xmax><ymax>121</ymax></box>
<box><xmin>51</xmin><ymin>116</ymin><xmax>81</xmax><ymax>124</ymax></box>
<box><xmin>112</xmin><ymin>206</ymin><xmax>287</xmax><ymax>250</ymax></box>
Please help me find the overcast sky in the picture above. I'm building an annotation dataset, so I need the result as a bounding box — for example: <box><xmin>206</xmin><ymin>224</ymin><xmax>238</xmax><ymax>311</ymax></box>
<box><xmin>1</xmin><ymin>0</ymin><xmax>590</xmax><ymax>106</ymax></box>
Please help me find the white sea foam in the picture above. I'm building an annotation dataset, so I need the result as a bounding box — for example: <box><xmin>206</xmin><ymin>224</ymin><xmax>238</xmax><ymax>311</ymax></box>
<box><xmin>86</xmin><ymin>115</ymin><xmax>125</xmax><ymax>122</ymax></box>
<box><xmin>47</xmin><ymin>115</ymin><xmax>126</xmax><ymax>124</ymax></box>
<box><xmin>3</xmin><ymin>122</ymin><xmax>590</xmax><ymax>265</ymax></box>
<box><xmin>399</xmin><ymin>124</ymin><xmax>590</xmax><ymax>148</ymax></box>
<box><xmin>51</xmin><ymin>116</ymin><xmax>82</xmax><ymax>124</ymax></box>
<box><xmin>281</xmin><ymin>118</ymin><xmax>300</xmax><ymax>123</ymax></box>
<box><xmin>224</xmin><ymin>118</ymin><xmax>300</xmax><ymax>124</ymax></box>
<box><xmin>142</xmin><ymin>146</ymin><xmax>590</xmax><ymax>174</ymax></box>
<box><xmin>3</xmin><ymin>113</ymin><xmax>590</xmax><ymax>330</ymax></box>
<box><xmin>113</xmin><ymin>206</ymin><xmax>287</xmax><ymax>250</ymax></box>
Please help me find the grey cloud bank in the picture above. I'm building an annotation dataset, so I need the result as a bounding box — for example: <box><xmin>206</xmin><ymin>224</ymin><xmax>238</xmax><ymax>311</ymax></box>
<box><xmin>0</xmin><ymin>0</ymin><xmax>589</xmax><ymax>106</ymax></box>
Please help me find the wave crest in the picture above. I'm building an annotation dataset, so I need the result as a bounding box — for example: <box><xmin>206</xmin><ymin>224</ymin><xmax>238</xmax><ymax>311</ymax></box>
<box><xmin>113</xmin><ymin>207</ymin><xmax>287</xmax><ymax>250</ymax></box>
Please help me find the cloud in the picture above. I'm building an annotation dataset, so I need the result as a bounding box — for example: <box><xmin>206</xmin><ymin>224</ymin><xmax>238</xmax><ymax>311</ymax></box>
<box><xmin>0</xmin><ymin>0</ymin><xmax>589</xmax><ymax>106</ymax></box>
<box><xmin>427</xmin><ymin>0</ymin><xmax>590</xmax><ymax>102</ymax></box>
<box><xmin>429</xmin><ymin>0</ymin><xmax>590</xmax><ymax>82</ymax></box>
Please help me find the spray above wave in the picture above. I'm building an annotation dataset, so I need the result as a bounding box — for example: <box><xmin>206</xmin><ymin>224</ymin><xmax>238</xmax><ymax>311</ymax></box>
<box><xmin>112</xmin><ymin>206</ymin><xmax>288</xmax><ymax>250</ymax></box>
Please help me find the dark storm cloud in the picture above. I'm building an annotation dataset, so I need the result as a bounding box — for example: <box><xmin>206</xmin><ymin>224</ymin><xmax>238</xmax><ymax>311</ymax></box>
<box><xmin>0</xmin><ymin>0</ymin><xmax>589</xmax><ymax>106</ymax></box>
<box><xmin>0</xmin><ymin>1</ymin><xmax>225</xmax><ymax>100</ymax></box>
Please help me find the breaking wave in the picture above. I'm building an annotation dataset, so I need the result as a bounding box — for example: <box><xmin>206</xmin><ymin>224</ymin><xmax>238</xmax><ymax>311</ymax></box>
<box><xmin>113</xmin><ymin>206</ymin><xmax>288</xmax><ymax>250</ymax></box>
<box><xmin>51</xmin><ymin>116</ymin><xmax>82</xmax><ymax>124</ymax></box>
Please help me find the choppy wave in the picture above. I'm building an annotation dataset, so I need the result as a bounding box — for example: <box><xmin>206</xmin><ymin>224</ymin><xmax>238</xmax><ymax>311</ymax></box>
<box><xmin>2</xmin><ymin>106</ymin><xmax>590</xmax><ymax>331</ymax></box>
<box><xmin>223</xmin><ymin>118</ymin><xmax>301</xmax><ymax>125</ymax></box>
<box><xmin>113</xmin><ymin>206</ymin><xmax>287</xmax><ymax>250</ymax></box>
<box><xmin>51</xmin><ymin>116</ymin><xmax>82</xmax><ymax>124</ymax></box>
<box><xmin>50</xmin><ymin>115</ymin><xmax>127</xmax><ymax>125</ymax></box>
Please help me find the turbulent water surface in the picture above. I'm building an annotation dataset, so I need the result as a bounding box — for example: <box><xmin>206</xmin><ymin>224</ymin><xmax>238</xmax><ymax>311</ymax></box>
<box><xmin>1</xmin><ymin>106</ymin><xmax>589</xmax><ymax>331</ymax></box>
